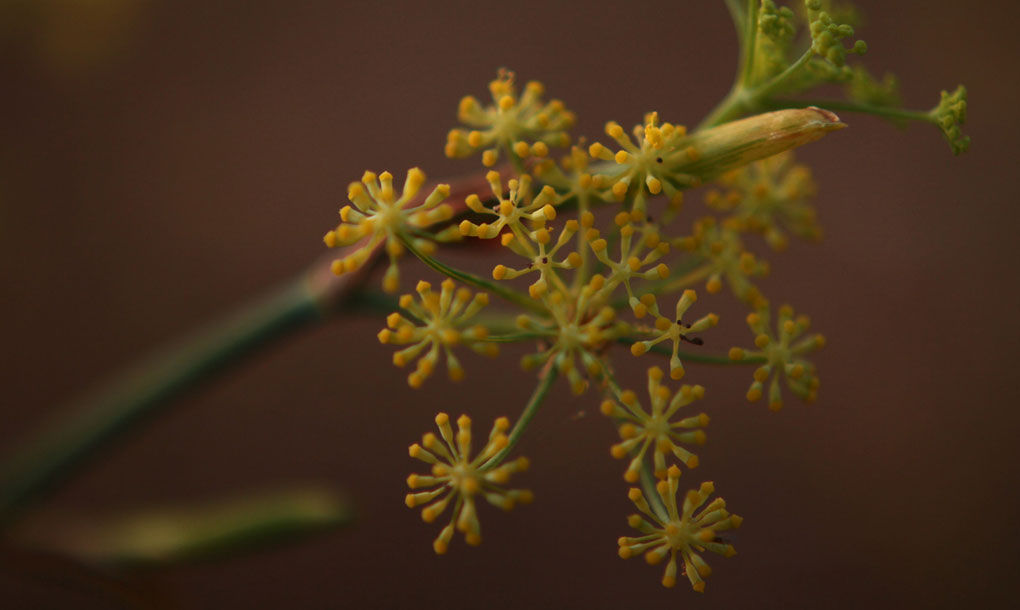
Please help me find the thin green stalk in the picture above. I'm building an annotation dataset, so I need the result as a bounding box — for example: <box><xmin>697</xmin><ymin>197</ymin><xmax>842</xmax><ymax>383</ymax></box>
<box><xmin>762</xmin><ymin>98</ymin><xmax>934</xmax><ymax>123</ymax></box>
<box><xmin>571</xmin><ymin>193</ymin><xmax>592</xmax><ymax>293</ymax></box>
<box><xmin>0</xmin><ymin>273</ymin><xmax>336</xmax><ymax>525</ymax></box>
<box><xmin>487</xmin><ymin>332</ymin><xmax>555</xmax><ymax>343</ymax></box>
<box><xmin>615</xmin><ymin>336</ymin><xmax>766</xmax><ymax>366</ymax></box>
<box><xmin>506</xmin><ymin>144</ymin><xmax>527</xmax><ymax>176</ymax></box>
<box><xmin>639</xmin><ymin>459</ymin><xmax>670</xmax><ymax>523</ymax></box>
<box><xmin>699</xmin><ymin>50</ymin><xmax>813</xmax><ymax>129</ymax></box>
<box><xmin>751</xmin><ymin>50</ymin><xmax>812</xmax><ymax>103</ymax></box>
<box><xmin>398</xmin><ymin>233</ymin><xmax>547</xmax><ymax>315</ymax></box>
<box><xmin>483</xmin><ymin>367</ymin><xmax>558</xmax><ymax>468</ymax></box>
<box><xmin>657</xmin><ymin>265</ymin><xmax>713</xmax><ymax>295</ymax></box>
<box><xmin>602</xmin><ymin>372</ymin><xmax>668</xmax><ymax>521</ymax></box>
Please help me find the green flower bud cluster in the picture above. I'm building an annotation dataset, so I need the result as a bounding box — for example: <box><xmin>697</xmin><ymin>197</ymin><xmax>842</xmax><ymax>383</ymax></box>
<box><xmin>930</xmin><ymin>85</ymin><xmax>970</xmax><ymax>155</ymax></box>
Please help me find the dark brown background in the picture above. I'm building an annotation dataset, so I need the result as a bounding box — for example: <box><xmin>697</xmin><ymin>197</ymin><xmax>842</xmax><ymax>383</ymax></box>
<box><xmin>1</xmin><ymin>0</ymin><xmax>1018</xmax><ymax>608</ymax></box>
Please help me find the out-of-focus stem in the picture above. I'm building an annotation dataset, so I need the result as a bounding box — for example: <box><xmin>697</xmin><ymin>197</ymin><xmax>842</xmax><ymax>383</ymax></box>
<box><xmin>0</xmin><ymin>171</ymin><xmax>494</xmax><ymax>527</ymax></box>
<box><xmin>15</xmin><ymin>486</ymin><xmax>353</xmax><ymax>567</ymax></box>
<box><xmin>0</xmin><ymin>271</ymin><xmax>337</xmax><ymax>525</ymax></box>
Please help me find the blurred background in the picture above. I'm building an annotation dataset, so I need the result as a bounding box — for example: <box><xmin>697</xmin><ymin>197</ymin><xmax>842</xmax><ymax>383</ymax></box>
<box><xmin>1</xmin><ymin>0</ymin><xmax>1017</xmax><ymax>607</ymax></box>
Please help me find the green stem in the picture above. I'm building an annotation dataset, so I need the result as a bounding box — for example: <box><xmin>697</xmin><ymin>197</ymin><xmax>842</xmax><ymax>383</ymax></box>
<box><xmin>398</xmin><ymin>233</ymin><xmax>547</xmax><ymax>315</ymax></box>
<box><xmin>0</xmin><ymin>274</ymin><xmax>336</xmax><ymax>525</ymax></box>
<box><xmin>37</xmin><ymin>486</ymin><xmax>354</xmax><ymax>568</ymax></box>
<box><xmin>697</xmin><ymin>0</ymin><xmax>759</xmax><ymax>133</ymax></box>
<box><xmin>486</xmin><ymin>332</ymin><xmax>555</xmax><ymax>343</ymax></box>
<box><xmin>762</xmin><ymin>98</ymin><xmax>934</xmax><ymax>123</ymax></box>
<box><xmin>615</xmin><ymin>337</ymin><xmax>766</xmax><ymax>366</ymax></box>
<box><xmin>602</xmin><ymin>373</ymin><xmax>668</xmax><ymax>522</ymax></box>
<box><xmin>738</xmin><ymin>0</ymin><xmax>760</xmax><ymax>88</ymax></box>
<box><xmin>698</xmin><ymin>50</ymin><xmax>813</xmax><ymax>129</ymax></box>
<box><xmin>571</xmin><ymin>194</ymin><xmax>592</xmax><ymax>293</ymax></box>
<box><xmin>724</xmin><ymin>0</ymin><xmax>746</xmax><ymax>36</ymax></box>
<box><xmin>506</xmin><ymin>144</ymin><xmax>527</xmax><ymax>176</ymax></box>
<box><xmin>751</xmin><ymin>51</ymin><xmax>813</xmax><ymax>104</ymax></box>
<box><xmin>657</xmin><ymin>265</ymin><xmax>713</xmax><ymax>295</ymax></box>
<box><xmin>483</xmin><ymin>367</ymin><xmax>558</xmax><ymax>468</ymax></box>
<box><xmin>639</xmin><ymin>459</ymin><xmax>670</xmax><ymax>523</ymax></box>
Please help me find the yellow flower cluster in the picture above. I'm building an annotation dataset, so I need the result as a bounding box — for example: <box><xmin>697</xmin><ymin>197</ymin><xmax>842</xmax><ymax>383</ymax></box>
<box><xmin>729</xmin><ymin>305</ymin><xmax>825</xmax><ymax>410</ymax></box>
<box><xmin>324</xmin><ymin>168</ymin><xmax>456</xmax><ymax>292</ymax></box>
<box><xmin>446</xmin><ymin>70</ymin><xmax>575</xmax><ymax>167</ymax></box>
<box><xmin>309</xmin><ymin>0</ymin><xmax>973</xmax><ymax>592</ymax></box>
<box><xmin>618</xmin><ymin>473</ymin><xmax>742</xmax><ymax>592</ymax></box>
<box><xmin>705</xmin><ymin>152</ymin><xmax>821</xmax><ymax>251</ymax></box>
<box><xmin>587</xmin><ymin>112</ymin><xmax>700</xmax><ymax>218</ymax></box>
<box><xmin>674</xmin><ymin>217</ymin><xmax>770</xmax><ymax>308</ymax></box>
<box><xmin>629</xmin><ymin>289</ymin><xmax>718</xmax><ymax>380</ymax></box>
<box><xmin>378</xmin><ymin>279</ymin><xmax>496</xmax><ymax>387</ymax></box>
<box><xmin>458</xmin><ymin>171</ymin><xmax>559</xmax><ymax>241</ymax></box>
<box><xmin>406</xmin><ymin>413</ymin><xmax>533</xmax><ymax>554</ymax></box>
<box><xmin>601</xmin><ymin>366</ymin><xmax>708</xmax><ymax>482</ymax></box>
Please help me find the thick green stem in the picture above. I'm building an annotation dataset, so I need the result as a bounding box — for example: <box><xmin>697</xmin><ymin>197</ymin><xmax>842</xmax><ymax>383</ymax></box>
<box><xmin>738</xmin><ymin>0</ymin><xmax>760</xmax><ymax>88</ymax></box>
<box><xmin>0</xmin><ymin>272</ymin><xmax>341</xmax><ymax>525</ymax></box>
<box><xmin>483</xmin><ymin>367</ymin><xmax>558</xmax><ymax>468</ymax></box>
